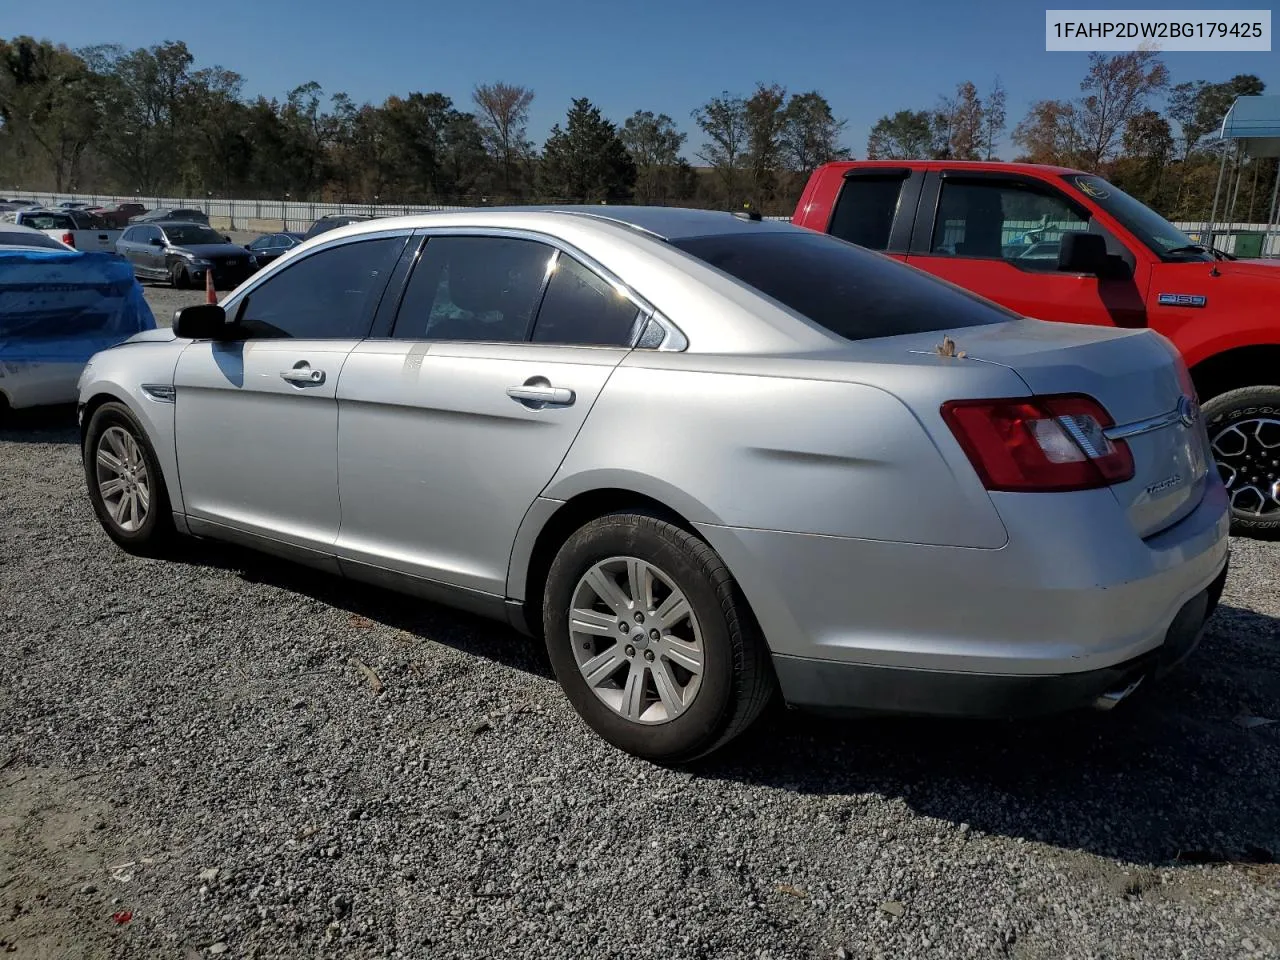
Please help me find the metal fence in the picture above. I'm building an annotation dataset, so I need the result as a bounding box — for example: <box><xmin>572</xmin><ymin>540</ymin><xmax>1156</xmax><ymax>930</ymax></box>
<box><xmin>7</xmin><ymin>189</ymin><xmax>1278</xmax><ymax>255</ymax></box>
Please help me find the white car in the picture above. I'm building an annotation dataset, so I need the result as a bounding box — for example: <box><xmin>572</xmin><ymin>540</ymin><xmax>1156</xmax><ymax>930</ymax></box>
<box><xmin>0</xmin><ymin>221</ymin><xmax>74</xmax><ymax>252</ymax></box>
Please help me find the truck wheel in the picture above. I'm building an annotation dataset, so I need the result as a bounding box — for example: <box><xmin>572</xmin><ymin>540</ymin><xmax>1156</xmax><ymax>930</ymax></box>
<box><xmin>542</xmin><ymin>511</ymin><xmax>776</xmax><ymax>763</ymax></box>
<box><xmin>1203</xmin><ymin>385</ymin><xmax>1280</xmax><ymax>537</ymax></box>
<box><xmin>170</xmin><ymin>264</ymin><xmax>190</xmax><ymax>289</ymax></box>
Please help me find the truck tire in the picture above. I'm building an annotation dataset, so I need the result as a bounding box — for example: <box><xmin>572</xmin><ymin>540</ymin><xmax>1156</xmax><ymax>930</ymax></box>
<box><xmin>1202</xmin><ymin>385</ymin><xmax>1280</xmax><ymax>537</ymax></box>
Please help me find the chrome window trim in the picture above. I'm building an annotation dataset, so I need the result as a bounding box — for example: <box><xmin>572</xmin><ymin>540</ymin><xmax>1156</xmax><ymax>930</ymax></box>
<box><xmin>408</xmin><ymin>225</ymin><xmax>687</xmax><ymax>351</ymax></box>
<box><xmin>219</xmin><ymin>227</ymin><xmax>418</xmax><ymax>318</ymax></box>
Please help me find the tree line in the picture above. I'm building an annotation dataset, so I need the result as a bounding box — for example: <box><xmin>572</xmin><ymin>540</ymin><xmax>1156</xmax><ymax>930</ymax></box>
<box><xmin>0</xmin><ymin>37</ymin><xmax>1273</xmax><ymax>221</ymax></box>
<box><xmin>867</xmin><ymin>54</ymin><xmax>1273</xmax><ymax>222</ymax></box>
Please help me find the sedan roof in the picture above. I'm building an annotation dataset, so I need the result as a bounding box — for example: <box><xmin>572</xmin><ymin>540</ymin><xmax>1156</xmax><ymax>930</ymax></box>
<box><xmin>472</xmin><ymin>205</ymin><xmax>794</xmax><ymax>241</ymax></box>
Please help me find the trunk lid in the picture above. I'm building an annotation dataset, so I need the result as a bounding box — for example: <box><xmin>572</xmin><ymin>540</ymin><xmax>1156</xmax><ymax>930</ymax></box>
<box><xmin>883</xmin><ymin>318</ymin><xmax>1210</xmax><ymax>538</ymax></box>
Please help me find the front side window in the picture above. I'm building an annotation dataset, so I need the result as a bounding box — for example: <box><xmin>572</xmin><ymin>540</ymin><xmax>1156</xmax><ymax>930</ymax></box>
<box><xmin>391</xmin><ymin>236</ymin><xmax>553</xmax><ymax>342</ymax></box>
<box><xmin>671</xmin><ymin>229</ymin><xmax>1011</xmax><ymax>342</ymax></box>
<box><xmin>929</xmin><ymin>179</ymin><xmax>1089</xmax><ymax>266</ymax></box>
<box><xmin>828</xmin><ymin>175</ymin><xmax>906</xmax><ymax>251</ymax></box>
<box><xmin>236</xmin><ymin>236</ymin><xmax>407</xmax><ymax>339</ymax></box>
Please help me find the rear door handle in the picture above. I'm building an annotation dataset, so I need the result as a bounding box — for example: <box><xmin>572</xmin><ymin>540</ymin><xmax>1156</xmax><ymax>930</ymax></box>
<box><xmin>280</xmin><ymin>364</ymin><xmax>325</xmax><ymax>386</ymax></box>
<box><xmin>507</xmin><ymin>382</ymin><xmax>575</xmax><ymax>407</ymax></box>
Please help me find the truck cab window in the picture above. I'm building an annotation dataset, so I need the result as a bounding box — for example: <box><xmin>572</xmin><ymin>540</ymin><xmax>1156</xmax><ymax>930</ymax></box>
<box><xmin>828</xmin><ymin>177</ymin><xmax>905</xmax><ymax>251</ymax></box>
<box><xmin>930</xmin><ymin>180</ymin><xmax>1089</xmax><ymax>267</ymax></box>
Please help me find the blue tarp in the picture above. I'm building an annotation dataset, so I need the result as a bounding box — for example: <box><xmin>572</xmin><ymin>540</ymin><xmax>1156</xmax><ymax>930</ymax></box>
<box><xmin>0</xmin><ymin>250</ymin><xmax>156</xmax><ymax>362</ymax></box>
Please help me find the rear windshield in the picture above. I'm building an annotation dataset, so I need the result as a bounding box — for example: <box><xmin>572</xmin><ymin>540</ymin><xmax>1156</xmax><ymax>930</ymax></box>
<box><xmin>670</xmin><ymin>230</ymin><xmax>1013</xmax><ymax>341</ymax></box>
<box><xmin>0</xmin><ymin>231</ymin><xmax>67</xmax><ymax>249</ymax></box>
<box><xmin>20</xmin><ymin>212</ymin><xmax>74</xmax><ymax>230</ymax></box>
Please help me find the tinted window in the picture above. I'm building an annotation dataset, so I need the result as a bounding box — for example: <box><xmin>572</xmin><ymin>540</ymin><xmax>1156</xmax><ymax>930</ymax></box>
<box><xmin>671</xmin><ymin>230</ymin><xmax>1011</xmax><ymax>342</ymax></box>
<box><xmin>0</xmin><ymin>230</ymin><xmax>66</xmax><ymax>249</ymax></box>
<box><xmin>391</xmin><ymin>236</ymin><xmax>552</xmax><ymax>342</ymax></box>
<box><xmin>930</xmin><ymin>180</ymin><xmax>1089</xmax><ymax>266</ymax></box>
<box><xmin>1064</xmin><ymin>174</ymin><xmax>1205</xmax><ymax>260</ymax></box>
<box><xmin>828</xmin><ymin>176</ymin><xmax>905</xmax><ymax>250</ymax></box>
<box><xmin>163</xmin><ymin>225</ymin><xmax>223</xmax><ymax>245</ymax></box>
<box><xmin>237</xmin><ymin>236</ymin><xmax>406</xmax><ymax>339</ymax></box>
<box><xmin>532</xmin><ymin>254</ymin><xmax>640</xmax><ymax>346</ymax></box>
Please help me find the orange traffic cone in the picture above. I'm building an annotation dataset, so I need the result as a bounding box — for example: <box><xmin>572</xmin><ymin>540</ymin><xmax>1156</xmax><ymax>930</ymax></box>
<box><xmin>205</xmin><ymin>266</ymin><xmax>216</xmax><ymax>304</ymax></box>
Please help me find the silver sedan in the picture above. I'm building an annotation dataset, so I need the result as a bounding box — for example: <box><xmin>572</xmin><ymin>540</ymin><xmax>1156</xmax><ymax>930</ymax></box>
<box><xmin>76</xmin><ymin>207</ymin><xmax>1231</xmax><ymax>761</ymax></box>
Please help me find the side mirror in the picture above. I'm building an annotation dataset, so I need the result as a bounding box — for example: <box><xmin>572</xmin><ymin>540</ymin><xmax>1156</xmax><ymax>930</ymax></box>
<box><xmin>1057</xmin><ymin>231</ymin><xmax>1129</xmax><ymax>279</ymax></box>
<box><xmin>149</xmin><ymin>237</ymin><xmax>163</xmax><ymax>247</ymax></box>
<box><xmin>223</xmin><ymin>235</ymin><xmax>231</xmax><ymax>243</ymax></box>
<box><xmin>173</xmin><ymin>303</ymin><xmax>230</xmax><ymax>339</ymax></box>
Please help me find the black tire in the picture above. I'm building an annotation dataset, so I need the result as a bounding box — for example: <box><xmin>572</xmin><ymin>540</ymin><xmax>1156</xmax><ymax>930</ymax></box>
<box><xmin>1202</xmin><ymin>385</ymin><xmax>1280</xmax><ymax>537</ymax></box>
<box><xmin>170</xmin><ymin>263</ymin><xmax>189</xmax><ymax>289</ymax></box>
<box><xmin>83</xmin><ymin>401</ymin><xmax>175</xmax><ymax>555</ymax></box>
<box><xmin>542</xmin><ymin>511</ymin><xmax>776</xmax><ymax>763</ymax></box>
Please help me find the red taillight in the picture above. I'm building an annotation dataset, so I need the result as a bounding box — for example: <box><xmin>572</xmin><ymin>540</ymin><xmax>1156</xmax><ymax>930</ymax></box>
<box><xmin>941</xmin><ymin>394</ymin><xmax>1134</xmax><ymax>492</ymax></box>
<box><xmin>61</xmin><ymin>232</ymin><xmax>75</xmax><ymax>248</ymax></box>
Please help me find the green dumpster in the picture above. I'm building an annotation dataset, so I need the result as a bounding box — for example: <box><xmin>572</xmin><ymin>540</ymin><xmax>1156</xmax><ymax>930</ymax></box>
<box><xmin>1231</xmin><ymin>232</ymin><xmax>1265</xmax><ymax>258</ymax></box>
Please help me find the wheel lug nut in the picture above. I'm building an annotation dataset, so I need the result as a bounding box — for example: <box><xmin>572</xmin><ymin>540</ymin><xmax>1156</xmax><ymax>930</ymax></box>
<box><xmin>618</xmin><ymin>622</ymin><xmax>628</xmax><ymax>634</ymax></box>
<box><xmin>625</xmin><ymin>645</ymin><xmax>635</xmax><ymax>658</ymax></box>
<box><xmin>644</xmin><ymin>650</ymin><xmax>655</xmax><ymax>662</ymax></box>
<box><xmin>633</xmin><ymin>611</ymin><xmax>644</xmax><ymax>624</ymax></box>
<box><xmin>649</xmin><ymin>629</ymin><xmax>660</xmax><ymax>640</ymax></box>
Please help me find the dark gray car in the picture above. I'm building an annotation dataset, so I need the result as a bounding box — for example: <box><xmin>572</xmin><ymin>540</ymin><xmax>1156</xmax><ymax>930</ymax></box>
<box><xmin>116</xmin><ymin>221</ymin><xmax>258</xmax><ymax>289</ymax></box>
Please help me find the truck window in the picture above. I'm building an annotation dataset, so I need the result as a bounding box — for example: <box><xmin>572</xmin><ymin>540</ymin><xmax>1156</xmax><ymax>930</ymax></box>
<box><xmin>930</xmin><ymin>180</ymin><xmax>1089</xmax><ymax>267</ymax></box>
<box><xmin>828</xmin><ymin>176</ymin><xmax>904</xmax><ymax>250</ymax></box>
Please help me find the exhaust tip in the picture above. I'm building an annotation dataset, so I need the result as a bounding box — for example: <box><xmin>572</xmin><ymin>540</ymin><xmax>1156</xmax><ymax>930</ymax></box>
<box><xmin>1093</xmin><ymin>676</ymin><xmax>1144</xmax><ymax>711</ymax></box>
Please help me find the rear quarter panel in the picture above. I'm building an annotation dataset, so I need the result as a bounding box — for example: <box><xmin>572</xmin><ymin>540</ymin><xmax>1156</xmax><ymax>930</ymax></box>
<box><xmin>542</xmin><ymin>350</ymin><xmax>1021</xmax><ymax>549</ymax></box>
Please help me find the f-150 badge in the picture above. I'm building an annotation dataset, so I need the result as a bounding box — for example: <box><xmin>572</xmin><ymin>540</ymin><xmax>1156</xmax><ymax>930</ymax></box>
<box><xmin>1157</xmin><ymin>293</ymin><xmax>1207</xmax><ymax>308</ymax></box>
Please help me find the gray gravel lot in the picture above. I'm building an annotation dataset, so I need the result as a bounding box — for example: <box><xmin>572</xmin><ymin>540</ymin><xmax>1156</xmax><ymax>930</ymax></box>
<box><xmin>1</xmin><ymin>285</ymin><xmax>1278</xmax><ymax>958</ymax></box>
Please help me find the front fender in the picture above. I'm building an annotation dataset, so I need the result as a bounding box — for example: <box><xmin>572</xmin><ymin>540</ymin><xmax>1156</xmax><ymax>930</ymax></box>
<box><xmin>78</xmin><ymin>340</ymin><xmax>186</xmax><ymax>520</ymax></box>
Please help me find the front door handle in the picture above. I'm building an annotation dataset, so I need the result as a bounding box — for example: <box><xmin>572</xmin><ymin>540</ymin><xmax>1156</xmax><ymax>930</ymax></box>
<box><xmin>507</xmin><ymin>380</ymin><xmax>575</xmax><ymax>407</ymax></box>
<box><xmin>280</xmin><ymin>363</ymin><xmax>325</xmax><ymax>386</ymax></box>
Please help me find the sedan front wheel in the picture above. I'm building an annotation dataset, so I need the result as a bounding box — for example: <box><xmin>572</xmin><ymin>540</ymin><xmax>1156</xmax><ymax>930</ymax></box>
<box><xmin>543</xmin><ymin>512</ymin><xmax>775</xmax><ymax>762</ymax></box>
<box><xmin>83</xmin><ymin>402</ymin><xmax>174</xmax><ymax>554</ymax></box>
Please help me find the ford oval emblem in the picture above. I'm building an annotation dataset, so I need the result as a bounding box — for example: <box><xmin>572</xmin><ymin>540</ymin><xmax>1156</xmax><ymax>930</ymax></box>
<box><xmin>1177</xmin><ymin>395</ymin><xmax>1200</xmax><ymax>428</ymax></box>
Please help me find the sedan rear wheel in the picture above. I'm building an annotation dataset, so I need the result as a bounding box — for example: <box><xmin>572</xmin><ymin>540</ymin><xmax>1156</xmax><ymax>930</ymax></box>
<box><xmin>1203</xmin><ymin>385</ymin><xmax>1280</xmax><ymax>537</ymax></box>
<box><xmin>83</xmin><ymin>402</ymin><xmax>174</xmax><ymax>554</ymax></box>
<box><xmin>543</xmin><ymin>512</ymin><xmax>775</xmax><ymax>762</ymax></box>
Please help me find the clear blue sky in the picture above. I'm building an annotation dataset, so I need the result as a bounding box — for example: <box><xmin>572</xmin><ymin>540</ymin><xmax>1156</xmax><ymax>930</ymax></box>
<box><xmin>5</xmin><ymin>0</ymin><xmax>1276</xmax><ymax>157</ymax></box>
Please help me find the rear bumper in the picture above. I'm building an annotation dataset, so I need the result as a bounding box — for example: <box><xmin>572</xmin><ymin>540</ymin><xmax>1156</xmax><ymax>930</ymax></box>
<box><xmin>772</xmin><ymin>558</ymin><xmax>1226</xmax><ymax>717</ymax></box>
<box><xmin>695</xmin><ymin>476</ymin><xmax>1231</xmax><ymax>716</ymax></box>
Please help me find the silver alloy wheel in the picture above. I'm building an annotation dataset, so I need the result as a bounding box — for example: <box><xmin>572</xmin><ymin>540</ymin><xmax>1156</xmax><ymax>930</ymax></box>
<box><xmin>1212</xmin><ymin>417</ymin><xmax>1280</xmax><ymax>516</ymax></box>
<box><xmin>569</xmin><ymin>556</ymin><xmax>705</xmax><ymax>724</ymax></box>
<box><xmin>95</xmin><ymin>425</ymin><xmax>151</xmax><ymax>532</ymax></box>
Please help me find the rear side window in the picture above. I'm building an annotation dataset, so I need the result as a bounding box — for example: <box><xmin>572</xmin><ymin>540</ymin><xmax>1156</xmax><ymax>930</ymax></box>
<box><xmin>531</xmin><ymin>254</ymin><xmax>641</xmax><ymax>346</ymax></box>
<box><xmin>827</xmin><ymin>176</ymin><xmax>905</xmax><ymax>250</ymax></box>
<box><xmin>391</xmin><ymin>236</ymin><xmax>552</xmax><ymax>342</ymax></box>
<box><xmin>671</xmin><ymin>230</ymin><xmax>1013</xmax><ymax>342</ymax></box>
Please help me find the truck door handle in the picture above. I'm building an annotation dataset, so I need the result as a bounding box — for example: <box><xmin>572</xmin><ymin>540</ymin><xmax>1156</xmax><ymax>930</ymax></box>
<box><xmin>507</xmin><ymin>380</ymin><xmax>575</xmax><ymax>407</ymax></box>
<box><xmin>280</xmin><ymin>364</ymin><xmax>325</xmax><ymax>386</ymax></box>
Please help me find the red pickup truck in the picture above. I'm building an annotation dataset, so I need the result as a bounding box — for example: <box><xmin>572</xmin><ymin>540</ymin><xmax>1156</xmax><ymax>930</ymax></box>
<box><xmin>793</xmin><ymin>160</ymin><xmax>1280</xmax><ymax>535</ymax></box>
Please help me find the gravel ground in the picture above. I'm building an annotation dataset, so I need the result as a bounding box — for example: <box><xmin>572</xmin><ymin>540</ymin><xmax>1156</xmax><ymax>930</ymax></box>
<box><xmin>1</xmin><ymin>286</ymin><xmax>1278</xmax><ymax>959</ymax></box>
